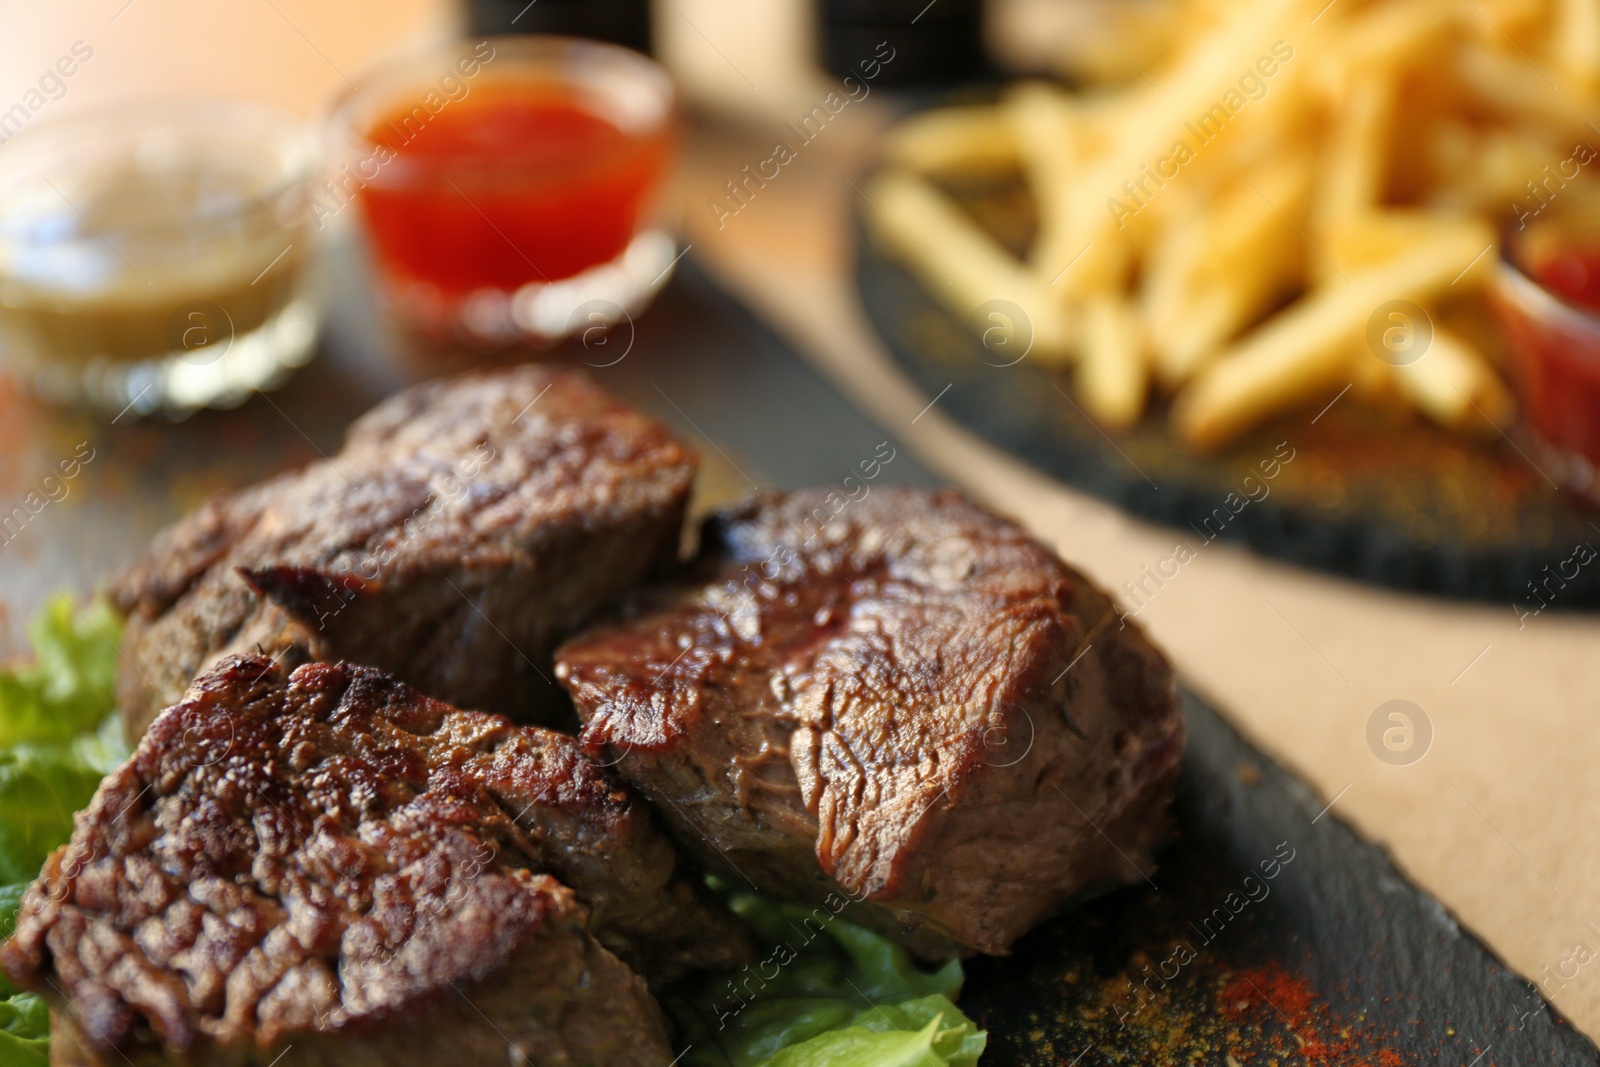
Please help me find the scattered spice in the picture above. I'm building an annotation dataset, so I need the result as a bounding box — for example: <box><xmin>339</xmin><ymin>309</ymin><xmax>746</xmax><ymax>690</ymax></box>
<box><xmin>1223</xmin><ymin>964</ymin><xmax>1315</xmax><ymax>1025</ymax></box>
<box><xmin>1054</xmin><ymin>955</ymin><xmax>1420</xmax><ymax>1066</ymax></box>
<box><xmin>1217</xmin><ymin>963</ymin><xmax>1419</xmax><ymax>1067</ymax></box>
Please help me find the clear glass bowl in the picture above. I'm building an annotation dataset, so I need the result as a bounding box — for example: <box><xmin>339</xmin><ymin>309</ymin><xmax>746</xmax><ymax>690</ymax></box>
<box><xmin>0</xmin><ymin>99</ymin><xmax>320</xmax><ymax>419</ymax></box>
<box><xmin>1492</xmin><ymin>253</ymin><xmax>1600</xmax><ymax>505</ymax></box>
<box><xmin>327</xmin><ymin>36</ymin><xmax>679</xmax><ymax>348</ymax></box>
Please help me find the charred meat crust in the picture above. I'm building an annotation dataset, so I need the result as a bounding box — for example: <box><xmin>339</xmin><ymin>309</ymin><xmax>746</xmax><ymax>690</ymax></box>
<box><xmin>112</xmin><ymin>366</ymin><xmax>698</xmax><ymax>740</ymax></box>
<box><xmin>1</xmin><ymin>657</ymin><xmax>746</xmax><ymax>1066</ymax></box>
<box><xmin>556</xmin><ymin>488</ymin><xmax>1186</xmax><ymax>958</ymax></box>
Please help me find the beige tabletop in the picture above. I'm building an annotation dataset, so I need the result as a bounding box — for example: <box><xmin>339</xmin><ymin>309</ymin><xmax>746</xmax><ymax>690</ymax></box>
<box><xmin>7</xmin><ymin>0</ymin><xmax>1600</xmax><ymax>1048</ymax></box>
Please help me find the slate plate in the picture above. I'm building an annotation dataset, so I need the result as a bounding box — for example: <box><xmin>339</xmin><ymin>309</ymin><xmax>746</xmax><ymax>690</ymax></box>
<box><xmin>854</xmin><ymin>192</ymin><xmax>1600</xmax><ymax>609</ymax></box>
<box><xmin>1</xmin><ymin>250</ymin><xmax>1591</xmax><ymax>1064</ymax></box>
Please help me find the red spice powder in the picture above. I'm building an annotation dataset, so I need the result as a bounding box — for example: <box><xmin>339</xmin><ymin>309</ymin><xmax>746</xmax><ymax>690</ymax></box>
<box><xmin>1220</xmin><ymin>963</ymin><xmax>1384</xmax><ymax>1064</ymax></box>
<box><xmin>1222</xmin><ymin>964</ymin><xmax>1315</xmax><ymax>1023</ymax></box>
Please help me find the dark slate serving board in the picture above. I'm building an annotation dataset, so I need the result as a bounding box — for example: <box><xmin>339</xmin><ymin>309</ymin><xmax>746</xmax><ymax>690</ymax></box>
<box><xmin>0</xmin><ymin>248</ymin><xmax>1590</xmax><ymax>1064</ymax></box>
<box><xmin>853</xmin><ymin>198</ymin><xmax>1600</xmax><ymax>609</ymax></box>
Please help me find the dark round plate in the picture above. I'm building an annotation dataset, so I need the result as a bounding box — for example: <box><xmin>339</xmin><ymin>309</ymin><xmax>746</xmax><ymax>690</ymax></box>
<box><xmin>854</xmin><ymin>185</ymin><xmax>1600</xmax><ymax>608</ymax></box>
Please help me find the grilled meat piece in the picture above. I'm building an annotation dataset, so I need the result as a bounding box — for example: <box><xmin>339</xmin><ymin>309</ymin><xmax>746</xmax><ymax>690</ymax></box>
<box><xmin>556</xmin><ymin>488</ymin><xmax>1185</xmax><ymax>958</ymax></box>
<box><xmin>113</xmin><ymin>365</ymin><xmax>697</xmax><ymax>740</ymax></box>
<box><xmin>1</xmin><ymin>656</ymin><xmax>747</xmax><ymax>1067</ymax></box>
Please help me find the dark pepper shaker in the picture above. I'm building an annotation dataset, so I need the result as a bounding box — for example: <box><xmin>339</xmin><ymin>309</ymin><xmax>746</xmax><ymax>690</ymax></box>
<box><xmin>816</xmin><ymin>0</ymin><xmax>987</xmax><ymax>87</ymax></box>
<box><xmin>466</xmin><ymin>0</ymin><xmax>653</xmax><ymax>54</ymax></box>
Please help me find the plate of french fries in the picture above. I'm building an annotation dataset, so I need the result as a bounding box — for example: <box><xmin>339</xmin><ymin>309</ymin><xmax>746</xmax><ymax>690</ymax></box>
<box><xmin>858</xmin><ymin>0</ymin><xmax>1600</xmax><ymax>601</ymax></box>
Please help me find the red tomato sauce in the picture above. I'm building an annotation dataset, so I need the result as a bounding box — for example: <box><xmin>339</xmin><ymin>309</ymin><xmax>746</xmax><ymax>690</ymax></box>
<box><xmin>358</xmin><ymin>84</ymin><xmax>672</xmax><ymax>291</ymax></box>
<box><xmin>1531</xmin><ymin>244</ymin><xmax>1600</xmax><ymax>312</ymax></box>
<box><xmin>1496</xmin><ymin>240</ymin><xmax>1600</xmax><ymax>474</ymax></box>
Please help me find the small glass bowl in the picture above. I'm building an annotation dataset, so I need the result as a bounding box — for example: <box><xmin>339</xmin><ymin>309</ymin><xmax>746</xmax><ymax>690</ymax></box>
<box><xmin>1492</xmin><ymin>252</ymin><xmax>1600</xmax><ymax>505</ymax></box>
<box><xmin>0</xmin><ymin>100</ymin><xmax>320</xmax><ymax>419</ymax></box>
<box><xmin>327</xmin><ymin>36</ymin><xmax>679</xmax><ymax>349</ymax></box>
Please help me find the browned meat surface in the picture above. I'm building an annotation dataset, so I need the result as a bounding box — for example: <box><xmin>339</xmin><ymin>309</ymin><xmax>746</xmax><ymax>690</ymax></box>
<box><xmin>556</xmin><ymin>488</ymin><xmax>1185</xmax><ymax>958</ymax></box>
<box><xmin>1</xmin><ymin>657</ymin><xmax>747</xmax><ymax>1067</ymax></box>
<box><xmin>113</xmin><ymin>365</ymin><xmax>697</xmax><ymax>740</ymax></box>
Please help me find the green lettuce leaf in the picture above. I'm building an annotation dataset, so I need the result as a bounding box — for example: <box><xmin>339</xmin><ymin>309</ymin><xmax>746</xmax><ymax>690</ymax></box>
<box><xmin>0</xmin><ymin>879</ymin><xmax>48</xmax><ymax>1063</ymax></box>
<box><xmin>0</xmin><ymin>596</ymin><xmax>126</xmax><ymax>1064</ymax></box>
<box><xmin>760</xmin><ymin>1000</ymin><xmax>985</xmax><ymax>1067</ymax></box>
<box><xmin>0</xmin><ymin>748</ymin><xmax>108</xmax><ymax>886</ymax></box>
<box><xmin>668</xmin><ymin>887</ymin><xmax>986</xmax><ymax>1067</ymax></box>
<box><xmin>0</xmin><ymin>881</ymin><xmax>42</xmax><ymax>1067</ymax></box>
<box><xmin>0</xmin><ymin>992</ymin><xmax>49</xmax><ymax>1067</ymax></box>
<box><xmin>0</xmin><ymin>597</ymin><xmax>121</xmax><ymax>747</ymax></box>
<box><xmin>0</xmin><ymin>597</ymin><xmax>126</xmax><ymax>886</ymax></box>
<box><xmin>0</xmin><ymin>882</ymin><xmax>26</xmax><ymax>997</ymax></box>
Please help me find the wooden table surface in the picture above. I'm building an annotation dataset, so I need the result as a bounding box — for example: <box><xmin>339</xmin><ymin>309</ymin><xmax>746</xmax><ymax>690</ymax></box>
<box><xmin>6</xmin><ymin>0</ymin><xmax>1600</xmax><ymax>1048</ymax></box>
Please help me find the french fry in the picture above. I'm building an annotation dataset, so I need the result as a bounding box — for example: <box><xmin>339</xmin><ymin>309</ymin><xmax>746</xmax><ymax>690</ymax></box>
<box><xmin>1142</xmin><ymin>214</ymin><xmax>1218</xmax><ymax>381</ymax></box>
<box><xmin>1153</xmin><ymin>265</ymin><xmax>1297</xmax><ymax>388</ymax></box>
<box><xmin>1310</xmin><ymin>0</ymin><xmax>1459</xmax><ymax>100</ymax></box>
<box><xmin>1464</xmin><ymin>0</ymin><xmax>1552</xmax><ymax>46</ymax></box>
<box><xmin>1389</xmin><ymin>326</ymin><xmax>1517</xmax><ymax>431</ymax></box>
<box><xmin>1425</xmin><ymin>124</ymin><xmax>1565</xmax><ymax>212</ymax></box>
<box><xmin>1457</xmin><ymin>41</ymin><xmax>1594</xmax><ymax>133</ymax></box>
<box><xmin>1077</xmin><ymin>294</ymin><xmax>1150</xmax><ymax>429</ymax></box>
<box><xmin>1005</xmin><ymin>82</ymin><xmax>1088</xmax><ymax>276</ymax></box>
<box><xmin>1553</xmin><ymin>0</ymin><xmax>1600</xmax><ymax>95</ymax></box>
<box><xmin>1327</xmin><ymin>212</ymin><xmax>1496</xmax><ymax>274</ymax></box>
<box><xmin>1315</xmin><ymin>75</ymin><xmax>1394</xmax><ymax>237</ymax></box>
<box><xmin>863</xmin><ymin>171</ymin><xmax>1075</xmax><ymax>361</ymax></box>
<box><xmin>1147</xmin><ymin>150</ymin><xmax>1311</xmax><ymax>384</ymax></box>
<box><xmin>1173</xmin><ymin>222</ymin><xmax>1497</xmax><ymax>448</ymax></box>
<box><xmin>885</xmin><ymin>106</ymin><xmax>1020</xmax><ymax>177</ymax></box>
<box><xmin>1141</xmin><ymin>203</ymin><xmax>1209</xmax><ymax>315</ymax></box>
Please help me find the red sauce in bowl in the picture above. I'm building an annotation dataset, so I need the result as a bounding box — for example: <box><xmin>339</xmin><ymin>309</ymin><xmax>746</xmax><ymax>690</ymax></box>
<box><xmin>1493</xmin><ymin>235</ymin><xmax>1600</xmax><ymax>492</ymax></box>
<box><xmin>1530</xmin><ymin>245</ymin><xmax>1600</xmax><ymax>311</ymax></box>
<box><xmin>358</xmin><ymin>83</ymin><xmax>673</xmax><ymax>293</ymax></box>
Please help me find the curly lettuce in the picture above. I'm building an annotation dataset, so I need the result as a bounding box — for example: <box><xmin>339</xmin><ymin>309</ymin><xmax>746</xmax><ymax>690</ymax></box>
<box><xmin>0</xmin><ymin>882</ymin><xmax>47</xmax><ymax>1067</ymax></box>
<box><xmin>0</xmin><ymin>597</ymin><xmax>121</xmax><ymax>747</ymax></box>
<box><xmin>668</xmin><ymin>887</ymin><xmax>987</xmax><ymax>1067</ymax></box>
<box><xmin>0</xmin><ymin>596</ymin><xmax>125</xmax><ymax>1067</ymax></box>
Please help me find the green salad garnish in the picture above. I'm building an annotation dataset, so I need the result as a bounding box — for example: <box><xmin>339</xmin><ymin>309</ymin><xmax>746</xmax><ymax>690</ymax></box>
<box><xmin>668</xmin><ymin>887</ymin><xmax>986</xmax><ymax>1067</ymax></box>
<box><xmin>0</xmin><ymin>595</ymin><xmax>125</xmax><ymax>1067</ymax></box>
<box><xmin>0</xmin><ymin>597</ymin><xmax>123</xmax><ymax>748</ymax></box>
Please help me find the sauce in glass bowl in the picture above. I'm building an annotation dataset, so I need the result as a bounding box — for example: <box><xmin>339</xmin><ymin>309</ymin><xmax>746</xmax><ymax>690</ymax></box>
<box><xmin>1493</xmin><ymin>212</ymin><xmax>1600</xmax><ymax>502</ymax></box>
<box><xmin>361</xmin><ymin>82</ymin><xmax>671</xmax><ymax>291</ymax></box>
<box><xmin>329</xmin><ymin>37</ymin><xmax>678</xmax><ymax>346</ymax></box>
<box><xmin>0</xmin><ymin>100</ymin><xmax>318</xmax><ymax>418</ymax></box>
